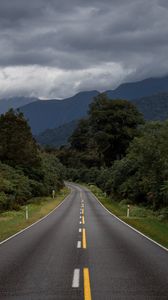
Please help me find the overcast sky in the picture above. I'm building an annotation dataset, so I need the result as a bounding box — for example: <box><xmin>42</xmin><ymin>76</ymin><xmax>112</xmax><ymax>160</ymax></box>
<box><xmin>0</xmin><ymin>0</ymin><xmax>168</xmax><ymax>99</ymax></box>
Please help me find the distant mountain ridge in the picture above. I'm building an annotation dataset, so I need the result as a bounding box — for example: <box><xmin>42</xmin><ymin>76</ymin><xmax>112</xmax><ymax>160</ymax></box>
<box><xmin>20</xmin><ymin>91</ymin><xmax>99</xmax><ymax>134</ymax></box>
<box><xmin>106</xmin><ymin>75</ymin><xmax>168</xmax><ymax>99</ymax></box>
<box><xmin>19</xmin><ymin>75</ymin><xmax>168</xmax><ymax>135</ymax></box>
<box><xmin>0</xmin><ymin>97</ymin><xmax>38</xmax><ymax>114</ymax></box>
<box><xmin>1</xmin><ymin>75</ymin><xmax>168</xmax><ymax>136</ymax></box>
<box><xmin>36</xmin><ymin>92</ymin><xmax>168</xmax><ymax>147</ymax></box>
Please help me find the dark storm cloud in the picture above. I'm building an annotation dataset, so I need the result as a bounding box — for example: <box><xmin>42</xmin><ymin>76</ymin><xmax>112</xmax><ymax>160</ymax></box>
<box><xmin>0</xmin><ymin>0</ymin><xmax>168</xmax><ymax>98</ymax></box>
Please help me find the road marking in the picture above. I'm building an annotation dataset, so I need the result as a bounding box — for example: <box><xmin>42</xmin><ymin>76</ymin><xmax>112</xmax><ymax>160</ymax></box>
<box><xmin>82</xmin><ymin>208</ymin><xmax>84</xmax><ymax>215</ymax></box>
<box><xmin>72</xmin><ymin>269</ymin><xmax>80</xmax><ymax>288</ymax></box>
<box><xmin>83</xmin><ymin>268</ymin><xmax>92</xmax><ymax>300</ymax></box>
<box><xmin>80</xmin><ymin>215</ymin><xmax>82</xmax><ymax>219</ymax></box>
<box><xmin>83</xmin><ymin>228</ymin><xmax>87</xmax><ymax>249</ymax></box>
<box><xmin>79</xmin><ymin>228</ymin><xmax>82</xmax><ymax>233</ymax></box>
<box><xmin>82</xmin><ymin>216</ymin><xmax>85</xmax><ymax>224</ymax></box>
<box><xmin>77</xmin><ymin>241</ymin><xmax>81</xmax><ymax>248</ymax></box>
<box><xmin>91</xmin><ymin>191</ymin><xmax>168</xmax><ymax>253</ymax></box>
<box><xmin>74</xmin><ymin>182</ymin><xmax>168</xmax><ymax>252</ymax></box>
<box><xmin>0</xmin><ymin>189</ymin><xmax>72</xmax><ymax>246</ymax></box>
<box><xmin>79</xmin><ymin>221</ymin><xmax>82</xmax><ymax>224</ymax></box>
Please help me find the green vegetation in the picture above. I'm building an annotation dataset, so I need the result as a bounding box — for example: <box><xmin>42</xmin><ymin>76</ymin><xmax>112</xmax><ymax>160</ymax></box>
<box><xmin>0</xmin><ymin>109</ymin><xmax>40</xmax><ymax>167</ymax></box>
<box><xmin>0</xmin><ymin>109</ymin><xmax>64</xmax><ymax>213</ymax></box>
<box><xmin>0</xmin><ymin>187</ymin><xmax>69</xmax><ymax>242</ymax></box>
<box><xmin>68</xmin><ymin>93</ymin><xmax>144</xmax><ymax>166</ymax></box>
<box><xmin>88</xmin><ymin>185</ymin><xmax>168</xmax><ymax>248</ymax></box>
<box><xmin>58</xmin><ymin>93</ymin><xmax>143</xmax><ymax>168</ymax></box>
<box><xmin>58</xmin><ymin>93</ymin><xmax>168</xmax><ymax>214</ymax></box>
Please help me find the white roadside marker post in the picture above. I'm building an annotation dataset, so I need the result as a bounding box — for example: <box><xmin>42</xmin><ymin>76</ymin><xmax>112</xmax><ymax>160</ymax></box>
<box><xmin>127</xmin><ymin>205</ymin><xmax>130</xmax><ymax>218</ymax></box>
<box><xmin>52</xmin><ymin>189</ymin><xmax>55</xmax><ymax>199</ymax></box>
<box><xmin>25</xmin><ymin>206</ymin><xmax>29</xmax><ymax>220</ymax></box>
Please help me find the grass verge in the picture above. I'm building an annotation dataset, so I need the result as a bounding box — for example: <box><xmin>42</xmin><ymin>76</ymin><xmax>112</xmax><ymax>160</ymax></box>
<box><xmin>0</xmin><ymin>187</ymin><xmax>70</xmax><ymax>242</ymax></box>
<box><xmin>87</xmin><ymin>185</ymin><xmax>168</xmax><ymax>249</ymax></box>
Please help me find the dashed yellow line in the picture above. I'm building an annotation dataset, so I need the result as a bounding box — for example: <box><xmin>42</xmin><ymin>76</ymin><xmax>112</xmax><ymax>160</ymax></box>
<box><xmin>82</xmin><ymin>216</ymin><xmax>85</xmax><ymax>224</ymax></box>
<box><xmin>83</xmin><ymin>268</ymin><xmax>92</xmax><ymax>300</ymax></box>
<box><xmin>82</xmin><ymin>228</ymin><xmax>87</xmax><ymax>249</ymax></box>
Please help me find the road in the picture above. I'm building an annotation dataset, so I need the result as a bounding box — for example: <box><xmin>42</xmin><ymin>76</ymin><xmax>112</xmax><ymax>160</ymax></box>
<box><xmin>0</xmin><ymin>183</ymin><xmax>168</xmax><ymax>299</ymax></box>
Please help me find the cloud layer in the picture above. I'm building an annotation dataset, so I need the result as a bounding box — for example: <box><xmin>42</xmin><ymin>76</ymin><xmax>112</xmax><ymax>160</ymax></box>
<box><xmin>0</xmin><ymin>0</ymin><xmax>168</xmax><ymax>98</ymax></box>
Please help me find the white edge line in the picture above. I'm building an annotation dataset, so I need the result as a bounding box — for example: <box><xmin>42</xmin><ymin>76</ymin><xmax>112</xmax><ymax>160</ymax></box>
<box><xmin>72</xmin><ymin>268</ymin><xmax>80</xmax><ymax>288</ymax></box>
<box><xmin>0</xmin><ymin>189</ymin><xmax>72</xmax><ymax>246</ymax></box>
<box><xmin>77</xmin><ymin>241</ymin><xmax>81</xmax><ymax>248</ymax></box>
<box><xmin>90</xmin><ymin>191</ymin><xmax>168</xmax><ymax>252</ymax></box>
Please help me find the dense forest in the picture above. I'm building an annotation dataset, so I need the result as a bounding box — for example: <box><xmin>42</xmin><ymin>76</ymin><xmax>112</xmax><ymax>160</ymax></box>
<box><xmin>1</xmin><ymin>93</ymin><xmax>168</xmax><ymax>215</ymax></box>
<box><xmin>56</xmin><ymin>94</ymin><xmax>168</xmax><ymax>212</ymax></box>
<box><xmin>0</xmin><ymin>109</ymin><xmax>64</xmax><ymax>212</ymax></box>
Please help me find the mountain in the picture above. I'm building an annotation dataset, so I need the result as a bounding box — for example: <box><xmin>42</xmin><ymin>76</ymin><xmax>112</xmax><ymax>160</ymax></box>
<box><xmin>107</xmin><ymin>75</ymin><xmax>168</xmax><ymax>99</ymax></box>
<box><xmin>20</xmin><ymin>91</ymin><xmax>99</xmax><ymax>134</ymax></box>
<box><xmin>36</xmin><ymin>120</ymin><xmax>79</xmax><ymax>147</ymax></box>
<box><xmin>19</xmin><ymin>75</ymin><xmax>168</xmax><ymax>135</ymax></box>
<box><xmin>0</xmin><ymin>97</ymin><xmax>38</xmax><ymax>114</ymax></box>
<box><xmin>36</xmin><ymin>92</ymin><xmax>168</xmax><ymax>147</ymax></box>
<box><xmin>132</xmin><ymin>93</ymin><xmax>168</xmax><ymax>121</ymax></box>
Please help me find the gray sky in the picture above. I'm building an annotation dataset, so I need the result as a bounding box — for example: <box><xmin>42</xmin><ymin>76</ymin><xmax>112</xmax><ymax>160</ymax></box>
<box><xmin>0</xmin><ymin>0</ymin><xmax>168</xmax><ymax>99</ymax></box>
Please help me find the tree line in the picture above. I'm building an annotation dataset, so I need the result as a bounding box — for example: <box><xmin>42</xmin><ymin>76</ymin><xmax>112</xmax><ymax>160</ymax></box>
<box><xmin>1</xmin><ymin>94</ymin><xmax>168</xmax><ymax>215</ymax></box>
<box><xmin>0</xmin><ymin>109</ymin><xmax>64</xmax><ymax>212</ymax></box>
<box><xmin>57</xmin><ymin>93</ymin><xmax>168</xmax><ymax>213</ymax></box>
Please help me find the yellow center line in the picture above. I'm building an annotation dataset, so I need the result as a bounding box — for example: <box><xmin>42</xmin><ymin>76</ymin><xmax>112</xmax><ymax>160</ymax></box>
<box><xmin>83</xmin><ymin>268</ymin><xmax>92</xmax><ymax>300</ymax></box>
<box><xmin>82</xmin><ymin>216</ymin><xmax>85</xmax><ymax>224</ymax></box>
<box><xmin>82</xmin><ymin>228</ymin><xmax>87</xmax><ymax>249</ymax></box>
<box><xmin>82</xmin><ymin>208</ymin><xmax>84</xmax><ymax>215</ymax></box>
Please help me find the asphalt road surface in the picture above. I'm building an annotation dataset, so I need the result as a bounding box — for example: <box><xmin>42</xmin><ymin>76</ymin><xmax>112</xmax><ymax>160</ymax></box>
<box><xmin>0</xmin><ymin>183</ymin><xmax>168</xmax><ymax>300</ymax></box>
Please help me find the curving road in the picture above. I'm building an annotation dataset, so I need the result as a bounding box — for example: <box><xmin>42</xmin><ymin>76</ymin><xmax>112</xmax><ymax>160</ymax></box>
<box><xmin>0</xmin><ymin>183</ymin><xmax>168</xmax><ymax>299</ymax></box>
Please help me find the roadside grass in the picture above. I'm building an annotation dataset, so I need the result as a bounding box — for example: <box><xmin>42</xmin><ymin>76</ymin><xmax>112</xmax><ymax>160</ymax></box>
<box><xmin>87</xmin><ymin>185</ymin><xmax>168</xmax><ymax>249</ymax></box>
<box><xmin>0</xmin><ymin>187</ymin><xmax>70</xmax><ymax>242</ymax></box>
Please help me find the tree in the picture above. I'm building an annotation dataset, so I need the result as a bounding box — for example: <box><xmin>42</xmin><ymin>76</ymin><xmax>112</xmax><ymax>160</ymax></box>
<box><xmin>69</xmin><ymin>119</ymin><xmax>91</xmax><ymax>151</ymax></box>
<box><xmin>107</xmin><ymin>121</ymin><xmax>168</xmax><ymax>208</ymax></box>
<box><xmin>69</xmin><ymin>118</ymin><xmax>101</xmax><ymax>167</ymax></box>
<box><xmin>68</xmin><ymin>93</ymin><xmax>144</xmax><ymax>168</ymax></box>
<box><xmin>0</xmin><ymin>109</ymin><xmax>40</xmax><ymax>167</ymax></box>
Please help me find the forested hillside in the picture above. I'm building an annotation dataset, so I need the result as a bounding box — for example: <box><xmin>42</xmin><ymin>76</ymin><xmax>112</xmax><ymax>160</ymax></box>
<box><xmin>132</xmin><ymin>93</ymin><xmax>168</xmax><ymax>121</ymax></box>
<box><xmin>57</xmin><ymin>94</ymin><xmax>168</xmax><ymax>213</ymax></box>
<box><xmin>0</xmin><ymin>110</ymin><xmax>64</xmax><ymax>212</ymax></box>
<box><xmin>36</xmin><ymin>120</ymin><xmax>79</xmax><ymax>147</ymax></box>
